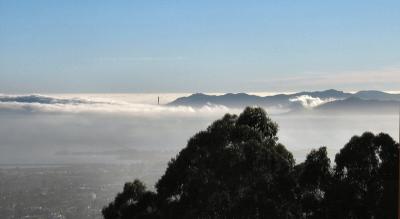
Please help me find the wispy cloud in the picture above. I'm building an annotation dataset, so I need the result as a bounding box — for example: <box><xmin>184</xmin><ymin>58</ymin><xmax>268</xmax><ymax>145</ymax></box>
<box><xmin>94</xmin><ymin>56</ymin><xmax>187</xmax><ymax>62</ymax></box>
<box><xmin>252</xmin><ymin>67</ymin><xmax>400</xmax><ymax>91</ymax></box>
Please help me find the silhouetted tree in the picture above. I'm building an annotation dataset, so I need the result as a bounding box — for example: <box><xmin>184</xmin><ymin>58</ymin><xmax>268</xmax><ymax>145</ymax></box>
<box><xmin>326</xmin><ymin>132</ymin><xmax>398</xmax><ymax>219</ymax></box>
<box><xmin>295</xmin><ymin>147</ymin><xmax>332</xmax><ymax>218</ymax></box>
<box><xmin>156</xmin><ymin>107</ymin><xmax>296</xmax><ymax>218</ymax></box>
<box><xmin>103</xmin><ymin>107</ymin><xmax>399</xmax><ymax>219</ymax></box>
<box><xmin>102</xmin><ymin>180</ymin><xmax>158</xmax><ymax>219</ymax></box>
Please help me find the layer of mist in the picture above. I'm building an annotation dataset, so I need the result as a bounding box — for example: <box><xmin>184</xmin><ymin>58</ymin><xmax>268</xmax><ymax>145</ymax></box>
<box><xmin>0</xmin><ymin>93</ymin><xmax>398</xmax><ymax>219</ymax></box>
<box><xmin>0</xmin><ymin>93</ymin><xmax>398</xmax><ymax>164</ymax></box>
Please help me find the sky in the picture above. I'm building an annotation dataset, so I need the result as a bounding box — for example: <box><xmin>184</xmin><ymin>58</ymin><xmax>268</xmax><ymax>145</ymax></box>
<box><xmin>1</xmin><ymin>0</ymin><xmax>399</xmax><ymax>93</ymax></box>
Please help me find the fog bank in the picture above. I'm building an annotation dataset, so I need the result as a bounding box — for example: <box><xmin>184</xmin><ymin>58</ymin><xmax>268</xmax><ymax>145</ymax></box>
<box><xmin>0</xmin><ymin>94</ymin><xmax>397</xmax><ymax>164</ymax></box>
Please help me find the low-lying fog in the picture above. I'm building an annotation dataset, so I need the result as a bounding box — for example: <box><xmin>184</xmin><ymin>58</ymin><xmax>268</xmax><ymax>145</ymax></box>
<box><xmin>0</xmin><ymin>93</ymin><xmax>398</xmax><ymax>164</ymax></box>
<box><xmin>1</xmin><ymin>93</ymin><xmax>398</xmax><ymax>218</ymax></box>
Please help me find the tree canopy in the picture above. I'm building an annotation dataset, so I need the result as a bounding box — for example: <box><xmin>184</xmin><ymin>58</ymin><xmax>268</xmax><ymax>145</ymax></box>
<box><xmin>103</xmin><ymin>107</ymin><xmax>399</xmax><ymax>219</ymax></box>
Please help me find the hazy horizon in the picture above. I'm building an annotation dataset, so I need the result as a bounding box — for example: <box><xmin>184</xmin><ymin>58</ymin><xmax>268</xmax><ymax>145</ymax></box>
<box><xmin>0</xmin><ymin>92</ymin><xmax>398</xmax><ymax>166</ymax></box>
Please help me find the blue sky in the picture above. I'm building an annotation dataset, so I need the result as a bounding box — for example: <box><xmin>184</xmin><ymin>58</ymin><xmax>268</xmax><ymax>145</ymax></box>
<box><xmin>0</xmin><ymin>0</ymin><xmax>399</xmax><ymax>93</ymax></box>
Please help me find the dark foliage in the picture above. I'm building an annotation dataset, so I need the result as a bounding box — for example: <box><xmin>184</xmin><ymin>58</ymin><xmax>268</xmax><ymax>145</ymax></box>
<box><xmin>102</xmin><ymin>180</ymin><xmax>158</xmax><ymax>219</ymax></box>
<box><xmin>295</xmin><ymin>147</ymin><xmax>332</xmax><ymax>218</ymax></box>
<box><xmin>103</xmin><ymin>107</ymin><xmax>399</xmax><ymax>219</ymax></box>
<box><xmin>326</xmin><ymin>132</ymin><xmax>399</xmax><ymax>219</ymax></box>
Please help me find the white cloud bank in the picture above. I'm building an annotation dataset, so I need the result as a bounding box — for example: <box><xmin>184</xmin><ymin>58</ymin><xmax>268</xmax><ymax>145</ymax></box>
<box><xmin>0</xmin><ymin>94</ymin><xmax>235</xmax><ymax>117</ymax></box>
<box><xmin>289</xmin><ymin>95</ymin><xmax>336</xmax><ymax>109</ymax></box>
<box><xmin>0</xmin><ymin>94</ymin><xmax>397</xmax><ymax>165</ymax></box>
<box><xmin>0</xmin><ymin>94</ymin><xmax>235</xmax><ymax>164</ymax></box>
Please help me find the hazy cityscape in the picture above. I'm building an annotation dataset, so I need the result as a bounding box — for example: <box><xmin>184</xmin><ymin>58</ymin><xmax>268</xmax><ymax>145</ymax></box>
<box><xmin>0</xmin><ymin>163</ymin><xmax>167</xmax><ymax>219</ymax></box>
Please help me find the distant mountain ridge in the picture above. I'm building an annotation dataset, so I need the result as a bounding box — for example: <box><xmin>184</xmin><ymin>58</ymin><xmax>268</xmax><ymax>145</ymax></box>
<box><xmin>315</xmin><ymin>97</ymin><xmax>400</xmax><ymax>114</ymax></box>
<box><xmin>168</xmin><ymin>89</ymin><xmax>400</xmax><ymax>114</ymax></box>
<box><xmin>352</xmin><ymin>90</ymin><xmax>400</xmax><ymax>101</ymax></box>
<box><xmin>169</xmin><ymin>89</ymin><xmax>351</xmax><ymax>107</ymax></box>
